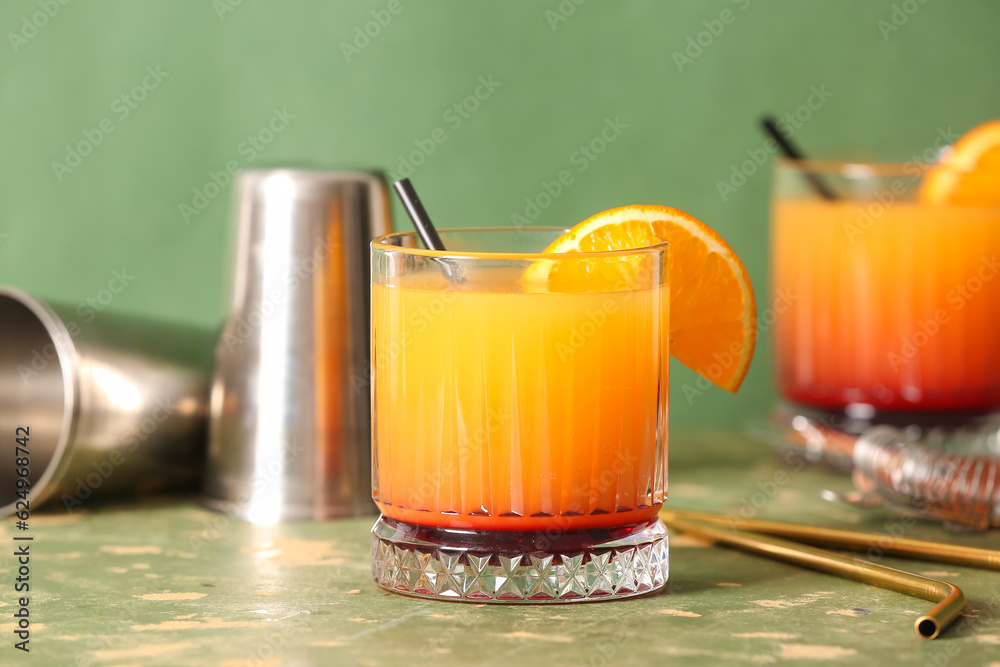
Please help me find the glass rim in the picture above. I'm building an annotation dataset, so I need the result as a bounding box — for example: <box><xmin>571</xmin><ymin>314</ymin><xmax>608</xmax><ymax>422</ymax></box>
<box><xmin>371</xmin><ymin>226</ymin><xmax>669</xmax><ymax>260</ymax></box>
<box><xmin>776</xmin><ymin>156</ymin><xmax>997</xmax><ymax>177</ymax></box>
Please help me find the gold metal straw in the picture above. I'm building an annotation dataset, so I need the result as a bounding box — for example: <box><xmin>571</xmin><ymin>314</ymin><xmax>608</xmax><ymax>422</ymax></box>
<box><xmin>663</xmin><ymin>514</ymin><xmax>966</xmax><ymax>639</ymax></box>
<box><xmin>661</xmin><ymin>508</ymin><xmax>1000</xmax><ymax>570</ymax></box>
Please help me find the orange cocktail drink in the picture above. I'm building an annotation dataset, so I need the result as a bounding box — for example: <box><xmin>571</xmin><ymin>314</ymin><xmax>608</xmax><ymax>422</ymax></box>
<box><xmin>771</xmin><ymin>159</ymin><xmax>1000</xmax><ymax>416</ymax></box>
<box><xmin>370</xmin><ymin>227</ymin><xmax>669</xmax><ymax>602</ymax></box>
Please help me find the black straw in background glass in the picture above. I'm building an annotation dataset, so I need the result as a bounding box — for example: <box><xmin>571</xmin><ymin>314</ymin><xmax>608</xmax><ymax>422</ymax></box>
<box><xmin>761</xmin><ymin>116</ymin><xmax>838</xmax><ymax>201</ymax></box>
<box><xmin>392</xmin><ymin>178</ymin><xmax>463</xmax><ymax>282</ymax></box>
<box><xmin>393</xmin><ymin>178</ymin><xmax>446</xmax><ymax>250</ymax></box>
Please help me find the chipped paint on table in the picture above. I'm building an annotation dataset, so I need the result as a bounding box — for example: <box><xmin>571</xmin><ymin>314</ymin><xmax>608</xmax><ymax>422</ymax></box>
<box><xmin>2</xmin><ymin>431</ymin><xmax>999</xmax><ymax>666</ymax></box>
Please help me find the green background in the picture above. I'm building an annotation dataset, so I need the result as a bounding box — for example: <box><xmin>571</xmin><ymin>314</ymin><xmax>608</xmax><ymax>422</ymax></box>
<box><xmin>1</xmin><ymin>0</ymin><xmax>998</xmax><ymax>429</ymax></box>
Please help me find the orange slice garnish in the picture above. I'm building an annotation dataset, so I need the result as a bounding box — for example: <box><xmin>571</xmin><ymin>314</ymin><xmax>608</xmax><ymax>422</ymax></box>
<box><xmin>524</xmin><ymin>205</ymin><xmax>757</xmax><ymax>392</ymax></box>
<box><xmin>920</xmin><ymin>119</ymin><xmax>1000</xmax><ymax>205</ymax></box>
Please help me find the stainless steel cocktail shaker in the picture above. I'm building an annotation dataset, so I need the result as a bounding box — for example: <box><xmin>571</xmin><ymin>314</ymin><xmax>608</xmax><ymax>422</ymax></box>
<box><xmin>0</xmin><ymin>288</ymin><xmax>212</xmax><ymax>516</ymax></box>
<box><xmin>203</xmin><ymin>168</ymin><xmax>391</xmax><ymax>522</ymax></box>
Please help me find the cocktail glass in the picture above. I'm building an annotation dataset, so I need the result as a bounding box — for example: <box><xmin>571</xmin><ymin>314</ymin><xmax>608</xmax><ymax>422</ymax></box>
<box><xmin>770</xmin><ymin>158</ymin><xmax>1000</xmax><ymax>432</ymax></box>
<box><xmin>370</xmin><ymin>227</ymin><xmax>669</xmax><ymax>602</ymax></box>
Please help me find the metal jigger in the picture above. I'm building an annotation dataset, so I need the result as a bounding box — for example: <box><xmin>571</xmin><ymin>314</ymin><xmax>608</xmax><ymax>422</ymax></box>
<box><xmin>202</xmin><ymin>168</ymin><xmax>391</xmax><ymax>523</ymax></box>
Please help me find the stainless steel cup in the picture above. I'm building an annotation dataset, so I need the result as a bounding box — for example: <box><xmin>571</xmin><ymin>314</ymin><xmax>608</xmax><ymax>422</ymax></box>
<box><xmin>0</xmin><ymin>288</ymin><xmax>212</xmax><ymax>516</ymax></box>
<box><xmin>203</xmin><ymin>168</ymin><xmax>390</xmax><ymax>523</ymax></box>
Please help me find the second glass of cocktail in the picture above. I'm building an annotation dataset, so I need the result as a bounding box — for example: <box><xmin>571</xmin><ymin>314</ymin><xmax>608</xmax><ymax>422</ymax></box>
<box><xmin>770</xmin><ymin>156</ymin><xmax>1000</xmax><ymax>428</ymax></box>
<box><xmin>370</xmin><ymin>227</ymin><xmax>669</xmax><ymax>602</ymax></box>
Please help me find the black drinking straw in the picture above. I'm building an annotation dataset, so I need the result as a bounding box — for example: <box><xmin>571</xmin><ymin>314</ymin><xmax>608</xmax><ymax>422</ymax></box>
<box><xmin>761</xmin><ymin>116</ymin><xmax>838</xmax><ymax>201</ymax></box>
<box><xmin>393</xmin><ymin>178</ymin><xmax>446</xmax><ymax>251</ymax></box>
<box><xmin>392</xmin><ymin>178</ymin><xmax>463</xmax><ymax>282</ymax></box>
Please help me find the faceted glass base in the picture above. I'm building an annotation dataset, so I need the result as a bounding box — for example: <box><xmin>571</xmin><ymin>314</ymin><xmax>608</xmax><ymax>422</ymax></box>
<box><xmin>371</xmin><ymin>516</ymin><xmax>668</xmax><ymax>603</ymax></box>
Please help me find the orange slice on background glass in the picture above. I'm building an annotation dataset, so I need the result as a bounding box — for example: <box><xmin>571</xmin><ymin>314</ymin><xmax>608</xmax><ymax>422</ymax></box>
<box><xmin>919</xmin><ymin>119</ymin><xmax>1000</xmax><ymax>205</ymax></box>
<box><xmin>524</xmin><ymin>205</ymin><xmax>757</xmax><ymax>392</ymax></box>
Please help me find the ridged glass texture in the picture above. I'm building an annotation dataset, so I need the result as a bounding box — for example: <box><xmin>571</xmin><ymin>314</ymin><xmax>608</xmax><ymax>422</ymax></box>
<box><xmin>370</xmin><ymin>228</ymin><xmax>669</xmax><ymax>601</ymax></box>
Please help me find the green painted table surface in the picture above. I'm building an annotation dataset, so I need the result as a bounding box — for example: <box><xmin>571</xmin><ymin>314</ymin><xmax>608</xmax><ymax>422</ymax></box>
<box><xmin>3</xmin><ymin>432</ymin><xmax>1000</xmax><ymax>667</ymax></box>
